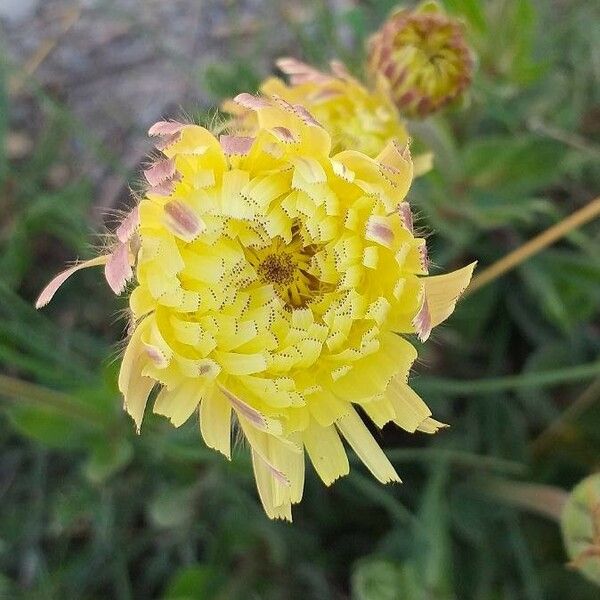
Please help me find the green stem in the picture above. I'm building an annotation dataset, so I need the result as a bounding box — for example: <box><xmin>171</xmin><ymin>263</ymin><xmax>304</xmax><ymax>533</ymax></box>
<box><xmin>347</xmin><ymin>472</ymin><xmax>423</xmax><ymax>531</ymax></box>
<box><xmin>415</xmin><ymin>361</ymin><xmax>600</xmax><ymax>396</ymax></box>
<box><xmin>0</xmin><ymin>374</ymin><xmax>103</xmax><ymax>426</ymax></box>
<box><xmin>383</xmin><ymin>448</ymin><xmax>526</xmax><ymax>475</ymax></box>
<box><xmin>481</xmin><ymin>478</ymin><xmax>567</xmax><ymax>522</ymax></box>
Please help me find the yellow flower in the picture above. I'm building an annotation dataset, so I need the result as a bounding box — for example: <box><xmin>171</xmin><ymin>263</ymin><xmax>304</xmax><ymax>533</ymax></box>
<box><xmin>37</xmin><ymin>95</ymin><xmax>474</xmax><ymax>520</ymax></box>
<box><xmin>223</xmin><ymin>58</ymin><xmax>410</xmax><ymax>160</ymax></box>
<box><xmin>368</xmin><ymin>1</ymin><xmax>475</xmax><ymax>118</ymax></box>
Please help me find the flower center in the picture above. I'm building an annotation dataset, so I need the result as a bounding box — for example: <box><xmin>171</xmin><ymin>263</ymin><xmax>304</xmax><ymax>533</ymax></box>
<box><xmin>257</xmin><ymin>253</ymin><xmax>295</xmax><ymax>286</ymax></box>
<box><xmin>245</xmin><ymin>224</ymin><xmax>335</xmax><ymax>310</ymax></box>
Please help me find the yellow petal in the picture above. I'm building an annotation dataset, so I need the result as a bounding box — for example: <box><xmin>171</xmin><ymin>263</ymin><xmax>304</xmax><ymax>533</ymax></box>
<box><xmin>118</xmin><ymin>318</ymin><xmax>155</xmax><ymax>432</ymax></box>
<box><xmin>251</xmin><ymin>449</ymin><xmax>292</xmax><ymax>521</ymax></box>
<box><xmin>269</xmin><ymin>433</ymin><xmax>304</xmax><ymax>506</ymax></box>
<box><xmin>336</xmin><ymin>406</ymin><xmax>401</xmax><ymax>484</ymax></box>
<box><xmin>153</xmin><ymin>380</ymin><xmax>206</xmax><ymax>427</ymax></box>
<box><xmin>375</xmin><ymin>139</ymin><xmax>413</xmax><ymax>200</ymax></box>
<box><xmin>215</xmin><ymin>351</ymin><xmax>269</xmax><ymax>375</ymax></box>
<box><xmin>360</xmin><ymin>396</ymin><xmax>397</xmax><ymax>429</ymax></box>
<box><xmin>308</xmin><ymin>389</ymin><xmax>349</xmax><ymax>427</ymax></box>
<box><xmin>219</xmin><ymin>385</ymin><xmax>282</xmax><ymax>435</ymax></box>
<box><xmin>417</xmin><ymin>417</ymin><xmax>449</xmax><ymax>434</ymax></box>
<box><xmin>199</xmin><ymin>386</ymin><xmax>232</xmax><ymax>459</ymax></box>
<box><xmin>386</xmin><ymin>380</ymin><xmax>432</xmax><ymax>433</ymax></box>
<box><xmin>303</xmin><ymin>421</ymin><xmax>349</xmax><ymax>485</ymax></box>
<box><xmin>330</xmin><ymin>333</ymin><xmax>417</xmax><ymax>402</ymax></box>
<box><xmin>421</xmin><ymin>261</ymin><xmax>476</xmax><ymax>329</ymax></box>
<box><xmin>239</xmin><ymin>416</ymin><xmax>304</xmax><ymax>515</ymax></box>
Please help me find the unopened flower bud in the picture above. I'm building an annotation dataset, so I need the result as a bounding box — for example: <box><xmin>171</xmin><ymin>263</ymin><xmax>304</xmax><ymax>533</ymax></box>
<box><xmin>368</xmin><ymin>1</ymin><xmax>475</xmax><ymax>118</ymax></box>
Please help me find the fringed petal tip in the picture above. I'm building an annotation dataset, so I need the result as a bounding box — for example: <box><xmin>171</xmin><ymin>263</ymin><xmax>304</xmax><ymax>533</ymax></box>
<box><xmin>163</xmin><ymin>200</ymin><xmax>206</xmax><ymax>243</ymax></box>
<box><xmin>397</xmin><ymin>202</ymin><xmax>414</xmax><ymax>233</ymax></box>
<box><xmin>420</xmin><ymin>261</ymin><xmax>477</xmax><ymax>331</ymax></box>
<box><xmin>337</xmin><ymin>407</ymin><xmax>402</xmax><ymax>484</ymax></box>
<box><xmin>147</xmin><ymin>120</ymin><xmax>185</xmax><ymax>137</ymax></box>
<box><xmin>104</xmin><ymin>243</ymin><xmax>133</xmax><ymax>295</ymax></box>
<box><xmin>220</xmin><ymin>134</ymin><xmax>254</xmax><ymax>156</ymax></box>
<box><xmin>412</xmin><ymin>295</ymin><xmax>432</xmax><ymax>342</ymax></box>
<box><xmin>250</xmin><ymin>449</ymin><xmax>295</xmax><ymax>521</ymax></box>
<box><xmin>292</xmin><ymin>103</ymin><xmax>322</xmax><ymax>128</ymax></box>
<box><xmin>148</xmin><ymin>121</ymin><xmax>185</xmax><ymax>151</ymax></box>
<box><xmin>148</xmin><ymin>178</ymin><xmax>178</xmax><ymax>197</ymax></box>
<box><xmin>116</xmin><ymin>206</ymin><xmax>140</xmax><ymax>243</ymax></box>
<box><xmin>276</xmin><ymin>56</ymin><xmax>353</xmax><ymax>87</ymax></box>
<box><xmin>329</xmin><ymin>59</ymin><xmax>351</xmax><ymax>79</ymax></box>
<box><xmin>417</xmin><ymin>417</ymin><xmax>449</xmax><ymax>434</ymax></box>
<box><xmin>218</xmin><ymin>385</ymin><xmax>284</xmax><ymax>436</ymax></box>
<box><xmin>232</xmin><ymin>91</ymin><xmax>323</xmax><ymax>135</ymax></box>
<box><xmin>275</xmin><ymin>57</ymin><xmax>328</xmax><ymax>85</ymax></box>
<box><xmin>233</xmin><ymin>92</ymin><xmax>271</xmax><ymax>111</ymax></box>
<box><xmin>143</xmin><ymin>157</ymin><xmax>177</xmax><ymax>187</ymax></box>
<box><xmin>376</xmin><ymin>138</ymin><xmax>412</xmax><ymax>170</ymax></box>
<box><xmin>366</xmin><ymin>216</ymin><xmax>395</xmax><ymax>247</ymax></box>
<box><xmin>269</xmin><ymin>126</ymin><xmax>298</xmax><ymax>144</ymax></box>
<box><xmin>35</xmin><ymin>255</ymin><xmax>109</xmax><ymax>309</ymax></box>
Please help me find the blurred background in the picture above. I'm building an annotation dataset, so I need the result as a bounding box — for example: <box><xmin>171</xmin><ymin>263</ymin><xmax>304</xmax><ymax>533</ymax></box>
<box><xmin>1</xmin><ymin>0</ymin><xmax>599</xmax><ymax>598</ymax></box>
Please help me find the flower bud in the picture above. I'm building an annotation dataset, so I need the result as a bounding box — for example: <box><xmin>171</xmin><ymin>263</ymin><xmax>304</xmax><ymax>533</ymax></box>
<box><xmin>561</xmin><ymin>473</ymin><xmax>600</xmax><ymax>586</ymax></box>
<box><xmin>368</xmin><ymin>1</ymin><xmax>474</xmax><ymax>118</ymax></box>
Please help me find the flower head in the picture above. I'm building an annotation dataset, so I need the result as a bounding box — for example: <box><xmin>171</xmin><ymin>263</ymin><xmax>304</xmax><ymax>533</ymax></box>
<box><xmin>223</xmin><ymin>58</ymin><xmax>409</xmax><ymax>159</ymax></box>
<box><xmin>368</xmin><ymin>1</ymin><xmax>474</xmax><ymax>118</ymax></box>
<box><xmin>37</xmin><ymin>95</ymin><xmax>474</xmax><ymax>520</ymax></box>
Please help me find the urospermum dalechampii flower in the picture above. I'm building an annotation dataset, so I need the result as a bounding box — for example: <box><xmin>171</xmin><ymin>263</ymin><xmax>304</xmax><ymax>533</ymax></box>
<box><xmin>224</xmin><ymin>58</ymin><xmax>419</xmax><ymax>163</ymax></box>
<box><xmin>37</xmin><ymin>93</ymin><xmax>474</xmax><ymax>520</ymax></box>
<box><xmin>368</xmin><ymin>1</ymin><xmax>475</xmax><ymax>118</ymax></box>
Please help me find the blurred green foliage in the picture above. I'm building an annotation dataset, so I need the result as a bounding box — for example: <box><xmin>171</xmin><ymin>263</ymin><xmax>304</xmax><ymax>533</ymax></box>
<box><xmin>1</xmin><ymin>0</ymin><xmax>600</xmax><ymax>598</ymax></box>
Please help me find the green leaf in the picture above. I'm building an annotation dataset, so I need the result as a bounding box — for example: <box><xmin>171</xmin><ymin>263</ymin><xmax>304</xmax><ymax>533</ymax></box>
<box><xmin>351</xmin><ymin>557</ymin><xmax>404</xmax><ymax>600</ymax></box>
<box><xmin>464</xmin><ymin>192</ymin><xmax>554</xmax><ymax>229</ymax></box>
<box><xmin>417</xmin><ymin>464</ymin><xmax>454</xmax><ymax>599</ymax></box>
<box><xmin>6</xmin><ymin>404</ymin><xmax>88</xmax><ymax>449</ymax></box>
<box><xmin>48</xmin><ymin>485</ymin><xmax>95</xmax><ymax>538</ymax></box>
<box><xmin>509</xmin><ymin>0</ymin><xmax>539</xmax><ymax>84</ymax></box>
<box><xmin>163</xmin><ymin>565</ymin><xmax>226</xmax><ymax>600</ymax></box>
<box><xmin>342</xmin><ymin>7</ymin><xmax>368</xmax><ymax>40</ymax></box>
<box><xmin>0</xmin><ymin>573</ymin><xmax>16</xmax><ymax>598</ymax></box>
<box><xmin>203</xmin><ymin>61</ymin><xmax>261</xmax><ymax>100</ymax></box>
<box><xmin>416</xmin><ymin>361</ymin><xmax>600</xmax><ymax>396</ymax></box>
<box><xmin>463</xmin><ymin>135</ymin><xmax>565</xmax><ymax>197</ymax></box>
<box><xmin>444</xmin><ymin>0</ymin><xmax>487</xmax><ymax>32</ymax></box>
<box><xmin>520</xmin><ymin>250</ymin><xmax>600</xmax><ymax>331</ymax></box>
<box><xmin>149</xmin><ymin>485</ymin><xmax>198</xmax><ymax>529</ymax></box>
<box><xmin>83</xmin><ymin>438</ymin><xmax>133</xmax><ymax>484</ymax></box>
